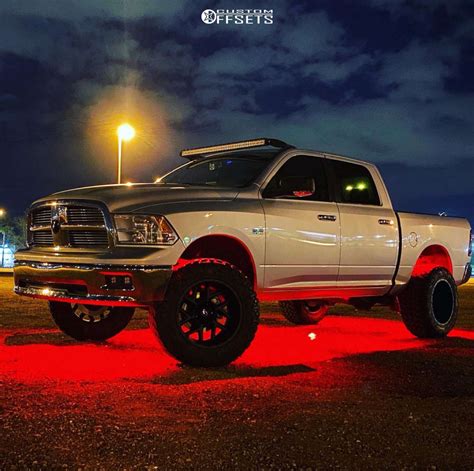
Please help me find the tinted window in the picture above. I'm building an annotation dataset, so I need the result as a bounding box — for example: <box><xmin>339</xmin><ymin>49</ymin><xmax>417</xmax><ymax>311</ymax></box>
<box><xmin>161</xmin><ymin>155</ymin><xmax>274</xmax><ymax>188</ymax></box>
<box><xmin>262</xmin><ymin>155</ymin><xmax>329</xmax><ymax>202</ymax></box>
<box><xmin>330</xmin><ymin>160</ymin><xmax>380</xmax><ymax>205</ymax></box>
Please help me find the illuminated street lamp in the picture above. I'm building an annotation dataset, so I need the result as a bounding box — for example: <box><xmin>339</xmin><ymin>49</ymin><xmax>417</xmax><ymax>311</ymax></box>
<box><xmin>117</xmin><ymin>123</ymin><xmax>135</xmax><ymax>184</ymax></box>
<box><xmin>0</xmin><ymin>208</ymin><xmax>5</xmax><ymax>218</ymax></box>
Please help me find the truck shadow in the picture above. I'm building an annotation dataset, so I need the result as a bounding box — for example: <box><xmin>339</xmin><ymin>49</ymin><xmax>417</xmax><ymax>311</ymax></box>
<box><xmin>5</xmin><ymin>331</ymin><xmax>80</xmax><ymax>346</ymax></box>
<box><xmin>331</xmin><ymin>339</ymin><xmax>474</xmax><ymax>398</ymax></box>
<box><xmin>147</xmin><ymin>363</ymin><xmax>316</xmax><ymax>385</ymax></box>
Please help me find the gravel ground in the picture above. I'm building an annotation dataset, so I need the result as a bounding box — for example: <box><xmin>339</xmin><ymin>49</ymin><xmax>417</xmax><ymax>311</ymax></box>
<box><xmin>1</xmin><ymin>277</ymin><xmax>474</xmax><ymax>470</ymax></box>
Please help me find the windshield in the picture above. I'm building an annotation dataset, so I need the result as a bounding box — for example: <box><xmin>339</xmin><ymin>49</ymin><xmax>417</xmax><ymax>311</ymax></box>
<box><xmin>160</xmin><ymin>154</ymin><xmax>275</xmax><ymax>187</ymax></box>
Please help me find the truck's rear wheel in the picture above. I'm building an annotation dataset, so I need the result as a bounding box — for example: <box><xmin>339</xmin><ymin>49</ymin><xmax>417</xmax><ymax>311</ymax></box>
<box><xmin>398</xmin><ymin>268</ymin><xmax>458</xmax><ymax>338</ymax></box>
<box><xmin>49</xmin><ymin>302</ymin><xmax>135</xmax><ymax>341</ymax></box>
<box><xmin>148</xmin><ymin>261</ymin><xmax>259</xmax><ymax>367</ymax></box>
<box><xmin>279</xmin><ymin>300</ymin><xmax>329</xmax><ymax>325</ymax></box>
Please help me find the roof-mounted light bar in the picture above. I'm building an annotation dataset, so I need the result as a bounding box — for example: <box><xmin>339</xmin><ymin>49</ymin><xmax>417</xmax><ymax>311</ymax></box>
<box><xmin>180</xmin><ymin>138</ymin><xmax>293</xmax><ymax>158</ymax></box>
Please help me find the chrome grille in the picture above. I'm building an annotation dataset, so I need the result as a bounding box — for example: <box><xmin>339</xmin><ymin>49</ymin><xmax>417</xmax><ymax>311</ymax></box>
<box><xmin>67</xmin><ymin>206</ymin><xmax>104</xmax><ymax>226</ymax></box>
<box><xmin>29</xmin><ymin>202</ymin><xmax>110</xmax><ymax>249</ymax></box>
<box><xmin>68</xmin><ymin>230</ymin><xmax>109</xmax><ymax>247</ymax></box>
<box><xmin>31</xmin><ymin>230</ymin><xmax>54</xmax><ymax>246</ymax></box>
<box><xmin>31</xmin><ymin>207</ymin><xmax>52</xmax><ymax>226</ymax></box>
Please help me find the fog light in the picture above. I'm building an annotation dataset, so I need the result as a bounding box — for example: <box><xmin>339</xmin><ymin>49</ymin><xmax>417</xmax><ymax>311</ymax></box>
<box><xmin>103</xmin><ymin>275</ymin><xmax>134</xmax><ymax>290</ymax></box>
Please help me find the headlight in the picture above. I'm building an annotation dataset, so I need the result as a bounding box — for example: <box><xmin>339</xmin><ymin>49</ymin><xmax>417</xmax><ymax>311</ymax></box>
<box><xmin>114</xmin><ymin>214</ymin><xmax>178</xmax><ymax>245</ymax></box>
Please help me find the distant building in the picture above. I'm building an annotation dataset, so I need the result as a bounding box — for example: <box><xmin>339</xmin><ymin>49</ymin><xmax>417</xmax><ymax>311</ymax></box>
<box><xmin>0</xmin><ymin>245</ymin><xmax>14</xmax><ymax>268</ymax></box>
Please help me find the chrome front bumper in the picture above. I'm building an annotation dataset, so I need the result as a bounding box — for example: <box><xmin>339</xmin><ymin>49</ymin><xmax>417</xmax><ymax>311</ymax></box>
<box><xmin>14</xmin><ymin>261</ymin><xmax>173</xmax><ymax>307</ymax></box>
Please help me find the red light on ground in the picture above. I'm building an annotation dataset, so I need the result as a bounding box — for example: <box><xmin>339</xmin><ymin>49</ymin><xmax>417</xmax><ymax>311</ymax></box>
<box><xmin>2</xmin><ymin>317</ymin><xmax>473</xmax><ymax>385</ymax></box>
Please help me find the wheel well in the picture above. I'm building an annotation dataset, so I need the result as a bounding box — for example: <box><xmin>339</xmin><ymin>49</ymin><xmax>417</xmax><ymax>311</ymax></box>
<box><xmin>177</xmin><ymin>235</ymin><xmax>256</xmax><ymax>287</ymax></box>
<box><xmin>411</xmin><ymin>245</ymin><xmax>453</xmax><ymax>277</ymax></box>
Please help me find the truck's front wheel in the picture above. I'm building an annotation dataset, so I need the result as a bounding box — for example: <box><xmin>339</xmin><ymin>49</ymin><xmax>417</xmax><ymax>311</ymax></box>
<box><xmin>49</xmin><ymin>302</ymin><xmax>135</xmax><ymax>341</ymax></box>
<box><xmin>148</xmin><ymin>261</ymin><xmax>259</xmax><ymax>367</ymax></box>
<box><xmin>398</xmin><ymin>268</ymin><xmax>458</xmax><ymax>338</ymax></box>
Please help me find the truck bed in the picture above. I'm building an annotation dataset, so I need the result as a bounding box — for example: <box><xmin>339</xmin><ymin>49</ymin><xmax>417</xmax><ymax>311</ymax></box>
<box><xmin>393</xmin><ymin>211</ymin><xmax>471</xmax><ymax>289</ymax></box>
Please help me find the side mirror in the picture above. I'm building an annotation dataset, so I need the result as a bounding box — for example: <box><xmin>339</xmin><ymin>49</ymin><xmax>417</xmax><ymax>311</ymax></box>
<box><xmin>276</xmin><ymin>176</ymin><xmax>315</xmax><ymax>198</ymax></box>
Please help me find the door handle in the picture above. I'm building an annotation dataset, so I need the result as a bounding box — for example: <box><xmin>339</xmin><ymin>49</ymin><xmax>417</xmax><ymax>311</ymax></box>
<box><xmin>318</xmin><ymin>214</ymin><xmax>337</xmax><ymax>221</ymax></box>
<box><xmin>378</xmin><ymin>219</ymin><xmax>394</xmax><ymax>225</ymax></box>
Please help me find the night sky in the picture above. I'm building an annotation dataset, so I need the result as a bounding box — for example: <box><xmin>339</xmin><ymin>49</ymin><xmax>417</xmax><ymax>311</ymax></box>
<box><xmin>0</xmin><ymin>0</ymin><xmax>473</xmax><ymax>223</ymax></box>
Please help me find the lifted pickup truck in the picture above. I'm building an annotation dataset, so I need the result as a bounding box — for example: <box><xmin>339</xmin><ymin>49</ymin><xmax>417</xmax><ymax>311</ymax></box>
<box><xmin>14</xmin><ymin>138</ymin><xmax>472</xmax><ymax>366</ymax></box>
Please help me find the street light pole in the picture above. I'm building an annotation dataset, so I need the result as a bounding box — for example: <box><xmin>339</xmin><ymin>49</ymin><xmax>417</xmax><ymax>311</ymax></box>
<box><xmin>117</xmin><ymin>135</ymin><xmax>123</xmax><ymax>184</ymax></box>
<box><xmin>116</xmin><ymin>124</ymin><xmax>135</xmax><ymax>184</ymax></box>
<box><xmin>0</xmin><ymin>208</ymin><xmax>5</xmax><ymax>268</ymax></box>
<box><xmin>0</xmin><ymin>231</ymin><xmax>5</xmax><ymax>268</ymax></box>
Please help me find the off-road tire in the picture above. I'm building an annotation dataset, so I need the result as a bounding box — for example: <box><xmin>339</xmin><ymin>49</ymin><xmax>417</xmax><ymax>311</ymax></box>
<box><xmin>279</xmin><ymin>300</ymin><xmax>329</xmax><ymax>325</ymax></box>
<box><xmin>49</xmin><ymin>301</ymin><xmax>135</xmax><ymax>341</ymax></box>
<box><xmin>148</xmin><ymin>260</ymin><xmax>259</xmax><ymax>367</ymax></box>
<box><xmin>398</xmin><ymin>268</ymin><xmax>458</xmax><ymax>338</ymax></box>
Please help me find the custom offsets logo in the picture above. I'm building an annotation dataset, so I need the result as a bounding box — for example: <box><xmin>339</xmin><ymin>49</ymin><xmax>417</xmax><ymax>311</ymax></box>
<box><xmin>201</xmin><ymin>9</ymin><xmax>273</xmax><ymax>25</ymax></box>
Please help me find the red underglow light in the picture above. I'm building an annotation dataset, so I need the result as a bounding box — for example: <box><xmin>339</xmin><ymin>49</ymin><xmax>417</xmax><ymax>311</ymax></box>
<box><xmin>1</xmin><ymin>316</ymin><xmax>473</xmax><ymax>385</ymax></box>
<box><xmin>411</xmin><ymin>245</ymin><xmax>453</xmax><ymax>277</ymax></box>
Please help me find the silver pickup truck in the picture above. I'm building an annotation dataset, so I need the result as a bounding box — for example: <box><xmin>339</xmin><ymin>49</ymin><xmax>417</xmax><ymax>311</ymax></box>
<box><xmin>14</xmin><ymin>138</ymin><xmax>472</xmax><ymax>366</ymax></box>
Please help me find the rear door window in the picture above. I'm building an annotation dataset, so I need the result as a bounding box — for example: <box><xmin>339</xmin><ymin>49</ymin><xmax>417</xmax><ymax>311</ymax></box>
<box><xmin>329</xmin><ymin>159</ymin><xmax>381</xmax><ymax>206</ymax></box>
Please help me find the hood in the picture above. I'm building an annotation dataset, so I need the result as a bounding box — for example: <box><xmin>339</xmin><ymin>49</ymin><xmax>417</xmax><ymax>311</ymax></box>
<box><xmin>35</xmin><ymin>183</ymin><xmax>239</xmax><ymax>213</ymax></box>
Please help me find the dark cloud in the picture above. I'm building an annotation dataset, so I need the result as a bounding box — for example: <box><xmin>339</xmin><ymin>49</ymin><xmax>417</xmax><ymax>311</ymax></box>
<box><xmin>0</xmin><ymin>0</ymin><xmax>472</xmax><ymax>224</ymax></box>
